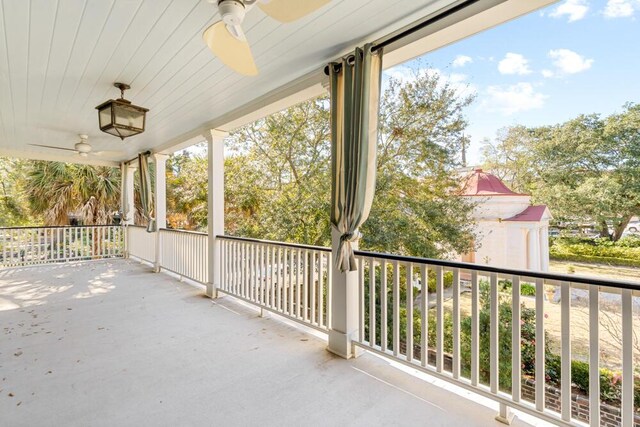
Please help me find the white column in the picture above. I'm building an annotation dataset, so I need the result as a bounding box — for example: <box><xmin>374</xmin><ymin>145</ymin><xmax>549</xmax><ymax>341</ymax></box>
<box><xmin>528</xmin><ymin>226</ymin><xmax>540</xmax><ymax>271</ymax></box>
<box><xmin>539</xmin><ymin>225</ymin><xmax>550</xmax><ymax>272</ymax></box>
<box><xmin>152</xmin><ymin>153</ymin><xmax>168</xmax><ymax>272</ymax></box>
<box><xmin>204</xmin><ymin>129</ymin><xmax>227</xmax><ymax>298</ymax></box>
<box><xmin>328</xmin><ymin>228</ymin><xmax>361</xmax><ymax>359</ymax></box>
<box><xmin>153</xmin><ymin>153</ymin><xmax>168</xmax><ymax>230</ymax></box>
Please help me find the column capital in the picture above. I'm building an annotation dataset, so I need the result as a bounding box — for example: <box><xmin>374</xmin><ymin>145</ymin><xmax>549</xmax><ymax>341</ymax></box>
<box><xmin>152</xmin><ymin>152</ymin><xmax>170</xmax><ymax>162</ymax></box>
<box><xmin>203</xmin><ymin>128</ymin><xmax>228</xmax><ymax>143</ymax></box>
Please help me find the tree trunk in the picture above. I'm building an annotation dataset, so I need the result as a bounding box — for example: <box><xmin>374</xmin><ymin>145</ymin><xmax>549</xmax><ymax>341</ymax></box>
<box><xmin>598</xmin><ymin>219</ymin><xmax>611</xmax><ymax>239</ymax></box>
<box><xmin>612</xmin><ymin>214</ymin><xmax>633</xmax><ymax>242</ymax></box>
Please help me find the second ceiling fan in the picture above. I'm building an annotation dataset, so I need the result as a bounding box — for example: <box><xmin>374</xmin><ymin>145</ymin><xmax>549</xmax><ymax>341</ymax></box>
<box><xmin>203</xmin><ymin>0</ymin><xmax>331</xmax><ymax>76</ymax></box>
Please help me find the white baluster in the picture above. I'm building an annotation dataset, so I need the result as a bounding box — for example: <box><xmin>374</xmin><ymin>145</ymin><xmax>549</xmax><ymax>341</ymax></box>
<box><xmin>406</xmin><ymin>262</ymin><xmax>413</xmax><ymax>362</ymax></box>
<box><xmin>452</xmin><ymin>268</ymin><xmax>460</xmax><ymax>379</ymax></box>
<box><xmin>589</xmin><ymin>286</ymin><xmax>600</xmax><ymax>427</ymax></box>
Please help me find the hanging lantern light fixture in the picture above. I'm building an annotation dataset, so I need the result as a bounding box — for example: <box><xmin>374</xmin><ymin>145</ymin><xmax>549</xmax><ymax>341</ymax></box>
<box><xmin>95</xmin><ymin>83</ymin><xmax>149</xmax><ymax>140</ymax></box>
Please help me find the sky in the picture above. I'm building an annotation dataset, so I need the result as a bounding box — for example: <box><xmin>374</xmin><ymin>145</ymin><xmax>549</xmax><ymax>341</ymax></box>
<box><xmin>383</xmin><ymin>0</ymin><xmax>640</xmax><ymax>166</ymax></box>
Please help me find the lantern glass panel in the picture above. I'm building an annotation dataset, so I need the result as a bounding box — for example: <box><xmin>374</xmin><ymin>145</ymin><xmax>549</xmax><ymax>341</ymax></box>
<box><xmin>117</xmin><ymin>128</ymin><xmax>138</xmax><ymax>138</ymax></box>
<box><xmin>114</xmin><ymin>104</ymin><xmax>145</xmax><ymax>130</ymax></box>
<box><xmin>98</xmin><ymin>105</ymin><xmax>112</xmax><ymax>129</ymax></box>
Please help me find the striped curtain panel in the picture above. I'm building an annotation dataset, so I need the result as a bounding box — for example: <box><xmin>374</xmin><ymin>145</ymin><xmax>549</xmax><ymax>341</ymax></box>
<box><xmin>120</xmin><ymin>162</ymin><xmax>131</xmax><ymax>223</ymax></box>
<box><xmin>137</xmin><ymin>152</ymin><xmax>156</xmax><ymax>233</ymax></box>
<box><xmin>329</xmin><ymin>44</ymin><xmax>383</xmax><ymax>272</ymax></box>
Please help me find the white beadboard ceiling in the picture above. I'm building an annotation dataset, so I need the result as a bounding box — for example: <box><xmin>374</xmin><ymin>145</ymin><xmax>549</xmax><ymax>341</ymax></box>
<box><xmin>0</xmin><ymin>0</ymin><xmax>553</xmax><ymax>166</ymax></box>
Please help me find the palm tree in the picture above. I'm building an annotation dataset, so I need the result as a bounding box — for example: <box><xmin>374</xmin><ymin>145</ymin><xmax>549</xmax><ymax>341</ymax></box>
<box><xmin>24</xmin><ymin>161</ymin><xmax>120</xmax><ymax>226</ymax></box>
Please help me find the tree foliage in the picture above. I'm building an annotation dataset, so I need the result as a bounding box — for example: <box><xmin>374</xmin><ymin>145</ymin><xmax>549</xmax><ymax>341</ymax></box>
<box><xmin>0</xmin><ymin>158</ymin><xmax>31</xmax><ymax>226</ymax></box>
<box><xmin>365</xmin><ymin>69</ymin><xmax>476</xmax><ymax>257</ymax></box>
<box><xmin>483</xmin><ymin>103</ymin><xmax>640</xmax><ymax>241</ymax></box>
<box><xmin>168</xmin><ymin>68</ymin><xmax>477</xmax><ymax>257</ymax></box>
<box><xmin>23</xmin><ymin>161</ymin><xmax>120</xmax><ymax>225</ymax></box>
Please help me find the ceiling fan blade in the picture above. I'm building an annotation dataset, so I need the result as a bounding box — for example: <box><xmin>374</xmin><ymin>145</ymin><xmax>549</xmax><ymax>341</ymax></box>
<box><xmin>257</xmin><ymin>0</ymin><xmax>330</xmax><ymax>23</ymax></box>
<box><xmin>29</xmin><ymin>144</ymin><xmax>78</xmax><ymax>153</ymax></box>
<box><xmin>93</xmin><ymin>150</ymin><xmax>125</xmax><ymax>157</ymax></box>
<box><xmin>203</xmin><ymin>21</ymin><xmax>258</xmax><ymax>76</ymax></box>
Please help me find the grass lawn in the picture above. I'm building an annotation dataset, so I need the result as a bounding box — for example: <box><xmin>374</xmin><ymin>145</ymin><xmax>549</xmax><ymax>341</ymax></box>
<box><xmin>550</xmin><ymin>260</ymin><xmax>640</xmax><ymax>283</ymax></box>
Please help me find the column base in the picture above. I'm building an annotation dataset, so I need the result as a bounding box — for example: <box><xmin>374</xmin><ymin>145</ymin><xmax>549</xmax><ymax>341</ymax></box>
<box><xmin>327</xmin><ymin>329</ymin><xmax>362</xmax><ymax>359</ymax></box>
<box><xmin>495</xmin><ymin>404</ymin><xmax>515</xmax><ymax>425</ymax></box>
<box><xmin>206</xmin><ymin>283</ymin><xmax>218</xmax><ymax>299</ymax></box>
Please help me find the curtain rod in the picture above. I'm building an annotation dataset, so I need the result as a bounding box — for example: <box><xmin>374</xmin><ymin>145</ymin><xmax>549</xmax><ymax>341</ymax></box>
<box><xmin>123</xmin><ymin>150</ymin><xmax>151</xmax><ymax>166</ymax></box>
<box><xmin>323</xmin><ymin>0</ymin><xmax>481</xmax><ymax>76</ymax></box>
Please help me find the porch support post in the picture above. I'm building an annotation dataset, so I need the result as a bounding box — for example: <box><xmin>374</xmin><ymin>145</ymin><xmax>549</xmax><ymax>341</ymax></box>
<box><xmin>153</xmin><ymin>153</ymin><xmax>168</xmax><ymax>272</ymax></box>
<box><xmin>153</xmin><ymin>153</ymin><xmax>168</xmax><ymax>230</ymax></box>
<box><xmin>204</xmin><ymin>129</ymin><xmax>227</xmax><ymax>298</ymax></box>
<box><xmin>328</xmin><ymin>229</ymin><xmax>362</xmax><ymax>359</ymax></box>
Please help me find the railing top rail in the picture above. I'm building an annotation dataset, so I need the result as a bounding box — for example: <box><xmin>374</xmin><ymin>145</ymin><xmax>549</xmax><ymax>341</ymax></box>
<box><xmin>159</xmin><ymin>227</ymin><xmax>207</xmax><ymax>236</ymax></box>
<box><xmin>355</xmin><ymin>249</ymin><xmax>640</xmax><ymax>291</ymax></box>
<box><xmin>217</xmin><ymin>235</ymin><xmax>331</xmax><ymax>253</ymax></box>
<box><xmin>0</xmin><ymin>224</ymin><xmax>122</xmax><ymax>231</ymax></box>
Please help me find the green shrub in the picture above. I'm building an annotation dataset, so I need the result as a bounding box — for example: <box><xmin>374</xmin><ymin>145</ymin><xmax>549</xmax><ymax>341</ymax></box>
<box><xmin>618</xmin><ymin>235</ymin><xmax>640</xmax><ymax>248</ymax></box>
<box><xmin>497</xmin><ymin>280</ymin><xmax>536</xmax><ymax>297</ymax></box>
<box><xmin>546</xmin><ymin>353</ymin><xmax>637</xmax><ymax>406</ymax></box>
<box><xmin>458</xmin><ymin>282</ymin><xmax>543</xmax><ymax>391</ymax></box>
<box><xmin>426</xmin><ymin>270</ymin><xmax>453</xmax><ymax>293</ymax></box>
<box><xmin>550</xmin><ymin>237</ymin><xmax>640</xmax><ymax>267</ymax></box>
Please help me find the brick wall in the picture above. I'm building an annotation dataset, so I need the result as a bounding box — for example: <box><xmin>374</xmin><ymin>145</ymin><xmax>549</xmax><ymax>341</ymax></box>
<box><xmin>521</xmin><ymin>378</ymin><xmax>639</xmax><ymax>427</ymax></box>
<box><xmin>394</xmin><ymin>343</ymin><xmax>637</xmax><ymax>426</ymax></box>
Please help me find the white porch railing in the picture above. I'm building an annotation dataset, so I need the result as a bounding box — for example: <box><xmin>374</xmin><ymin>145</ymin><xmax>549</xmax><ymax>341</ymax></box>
<box><xmin>353</xmin><ymin>250</ymin><xmax>638</xmax><ymax>427</ymax></box>
<box><xmin>5</xmin><ymin>225</ymin><xmax>635</xmax><ymax>426</ymax></box>
<box><xmin>126</xmin><ymin>225</ymin><xmax>156</xmax><ymax>264</ymax></box>
<box><xmin>159</xmin><ymin>228</ymin><xmax>208</xmax><ymax>284</ymax></box>
<box><xmin>217</xmin><ymin>236</ymin><xmax>332</xmax><ymax>332</ymax></box>
<box><xmin>0</xmin><ymin>225</ymin><xmax>123</xmax><ymax>268</ymax></box>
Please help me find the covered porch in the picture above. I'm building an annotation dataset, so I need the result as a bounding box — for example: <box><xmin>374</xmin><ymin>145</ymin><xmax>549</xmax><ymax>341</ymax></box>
<box><xmin>2</xmin><ymin>0</ymin><xmax>636</xmax><ymax>426</ymax></box>
<box><xmin>0</xmin><ymin>259</ymin><xmax>529</xmax><ymax>426</ymax></box>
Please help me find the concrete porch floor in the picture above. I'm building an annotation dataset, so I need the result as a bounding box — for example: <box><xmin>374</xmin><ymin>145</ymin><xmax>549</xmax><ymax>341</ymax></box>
<box><xmin>1</xmin><ymin>259</ymin><xmax>537</xmax><ymax>427</ymax></box>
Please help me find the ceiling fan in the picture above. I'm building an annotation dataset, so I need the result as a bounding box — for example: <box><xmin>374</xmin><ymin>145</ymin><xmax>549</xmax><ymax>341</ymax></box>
<box><xmin>29</xmin><ymin>135</ymin><xmax>124</xmax><ymax>158</ymax></box>
<box><xmin>203</xmin><ymin>0</ymin><xmax>331</xmax><ymax>76</ymax></box>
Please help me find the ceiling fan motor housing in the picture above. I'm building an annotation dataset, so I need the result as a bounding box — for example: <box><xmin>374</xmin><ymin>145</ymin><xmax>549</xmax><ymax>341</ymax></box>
<box><xmin>218</xmin><ymin>0</ymin><xmax>246</xmax><ymax>26</ymax></box>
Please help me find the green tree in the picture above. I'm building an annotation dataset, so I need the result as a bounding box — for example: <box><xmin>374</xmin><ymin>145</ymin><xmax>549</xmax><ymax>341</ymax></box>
<box><xmin>364</xmin><ymin>69</ymin><xmax>477</xmax><ymax>257</ymax></box>
<box><xmin>226</xmin><ymin>97</ymin><xmax>332</xmax><ymax>246</ymax></box>
<box><xmin>0</xmin><ymin>158</ymin><xmax>32</xmax><ymax>226</ymax></box>
<box><xmin>483</xmin><ymin>103</ymin><xmax>640</xmax><ymax>241</ymax></box>
<box><xmin>168</xmin><ymin>67</ymin><xmax>478</xmax><ymax>257</ymax></box>
<box><xmin>167</xmin><ymin>148</ymin><xmax>209</xmax><ymax>230</ymax></box>
<box><xmin>23</xmin><ymin>161</ymin><xmax>120</xmax><ymax>225</ymax></box>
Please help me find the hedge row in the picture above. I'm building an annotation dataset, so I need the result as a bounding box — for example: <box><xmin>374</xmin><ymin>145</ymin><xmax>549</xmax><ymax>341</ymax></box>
<box><xmin>549</xmin><ymin>238</ymin><xmax>640</xmax><ymax>268</ymax></box>
<box><xmin>549</xmin><ymin>252</ymin><xmax>640</xmax><ymax>268</ymax></box>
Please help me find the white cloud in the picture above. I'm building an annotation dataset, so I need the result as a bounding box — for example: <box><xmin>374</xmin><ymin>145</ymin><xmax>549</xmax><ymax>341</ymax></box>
<box><xmin>603</xmin><ymin>0</ymin><xmax>637</xmax><ymax>17</ymax></box>
<box><xmin>497</xmin><ymin>53</ymin><xmax>532</xmax><ymax>75</ymax></box>
<box><xmin>541</xmin><ymin>69</ymin><xmax>555</xmax><ymax>78</ymax></box>
<box><xmin>483</xmin><ymin>83</ymin><xmax>548</xmax><ymax>115</ymax></box>
<box><xmin>548</xmin><ymin>49</ymin><xmax>593</xmax><ymax>74</ymax></box>
<box><xmin>384</xmin><ymin>66</ymin><xmax>416</xmax><ymax>83</ymax></box>
<box><xmin>549</xmin><ymin>0</ymin><xmax>589</xmax><ymax>22</ymax></box>
<box><xmin>452</xmin><ymin>55</ymin><xmax>473</xmax><ymax>68</ymax></box>
<box><xmin>383</xmin><ymin>66</ymin><xmax>477</xmax><ymax>97</ymax></box>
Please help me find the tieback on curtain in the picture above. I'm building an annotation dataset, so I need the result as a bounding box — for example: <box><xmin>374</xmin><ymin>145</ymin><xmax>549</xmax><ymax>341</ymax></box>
<box><xmin>340</xmin><ymin>230</ymin><xmax>361</xmax><ymax>244</ymax></box>
<box><xmin>329</xmin><ymin>43</ymin><xmax>383</xmax><ymax>272</ymax></box>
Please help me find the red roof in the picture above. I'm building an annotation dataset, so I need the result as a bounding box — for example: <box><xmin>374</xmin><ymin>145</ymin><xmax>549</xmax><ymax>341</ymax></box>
<box><xmin>460</xmin><ymin>169</ymin><xmax>527</xmax><ymax>196</ymax></box>
<box><xmin>504</xmin><ymin>205</ymin><xmax>549</xmax><ymax>222</ymax></box>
